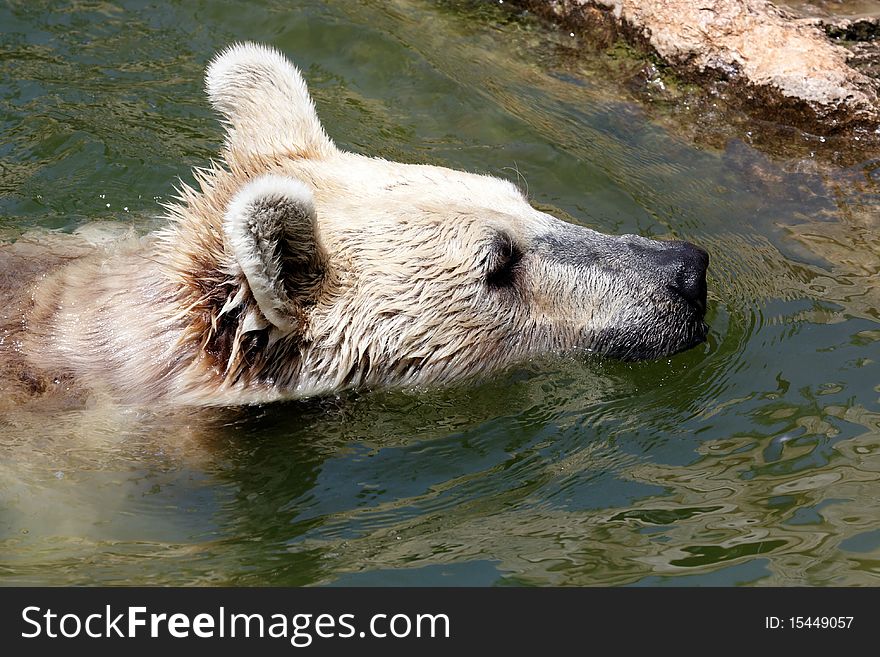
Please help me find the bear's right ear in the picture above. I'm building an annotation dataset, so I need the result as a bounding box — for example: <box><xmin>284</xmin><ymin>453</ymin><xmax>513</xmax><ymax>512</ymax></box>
<box><xmin>223</xmin><ymin>175</ymin><xmax>326</xmax><ymax>335</ymax></box>
<box><xmin>206</xmin><ymin>42</ymin><xmax>336</xmax><ymax>161</ymax></box>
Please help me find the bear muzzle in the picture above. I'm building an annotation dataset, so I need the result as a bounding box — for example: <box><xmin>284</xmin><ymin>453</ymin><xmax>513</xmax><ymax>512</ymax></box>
<box><xmin>532</xmin><ymin>227</ymin><xmax>711</xmax><ymax>361</ymax></box>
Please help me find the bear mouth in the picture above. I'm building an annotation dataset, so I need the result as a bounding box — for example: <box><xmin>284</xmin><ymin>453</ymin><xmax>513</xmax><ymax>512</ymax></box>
<box><xmin>592</xmin><ymin>302</ymin><xmax>709</xmax><ymax>362</ymax></box>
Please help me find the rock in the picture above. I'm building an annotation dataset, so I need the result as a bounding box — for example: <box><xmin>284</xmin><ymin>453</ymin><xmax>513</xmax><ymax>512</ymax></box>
<box><xmin>509</xmin><ymin>0</ymin><xmax>880</xmax><ymax>135</ymax></box>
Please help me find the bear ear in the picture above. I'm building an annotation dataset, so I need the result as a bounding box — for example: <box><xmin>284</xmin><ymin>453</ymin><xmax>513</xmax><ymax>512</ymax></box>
<box><xmin>205</xmin><ymin>42</ymin><xmax>336</xmax><ymax>161</ymax></box>
<box><xmin>223</xmin><ymin>174</ymin><xmax>326</xmax><ymax>334</ymax></box>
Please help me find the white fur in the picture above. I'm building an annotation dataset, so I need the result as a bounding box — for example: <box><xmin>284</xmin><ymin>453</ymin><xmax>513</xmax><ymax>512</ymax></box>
<box><xmin>205</xmin><ymin>42</ymin><xmax>336</xmax><ymax>159</ymax></box>
<box><xmin>223</xmin><ymin>174</ymin><xmax>317</xmax><ymax>333</ymax></box>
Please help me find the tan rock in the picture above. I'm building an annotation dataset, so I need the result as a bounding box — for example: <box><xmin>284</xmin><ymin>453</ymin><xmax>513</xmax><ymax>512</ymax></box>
<box><xmin>515</xmin><ymin>0</ymin><xmax>880</xmax><ymax>130</ymax></box>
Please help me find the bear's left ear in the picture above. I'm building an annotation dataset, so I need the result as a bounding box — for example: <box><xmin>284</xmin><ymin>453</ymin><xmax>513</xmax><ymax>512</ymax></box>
<box><xmin>223</xmin><ymin>174</ymin><xmax>326</xmax><ymax>334</ymax></box>
<box><xmin>206</xmin><ymin>42</ymin><xmax>336</xmax><ymax>161</ymax></box>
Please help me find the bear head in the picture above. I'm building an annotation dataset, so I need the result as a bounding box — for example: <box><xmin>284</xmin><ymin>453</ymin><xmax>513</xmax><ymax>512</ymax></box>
<box><xmin>161</xmin><ymin>42</ymin><xmax>709</xmax><ymax>401</ymax></box>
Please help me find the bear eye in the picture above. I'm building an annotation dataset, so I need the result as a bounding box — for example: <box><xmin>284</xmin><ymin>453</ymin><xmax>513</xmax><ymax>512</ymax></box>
<box><xmin>486</xmin><ymin>233</ymin><xmax>523</xmax><ymax>289</ymax></box>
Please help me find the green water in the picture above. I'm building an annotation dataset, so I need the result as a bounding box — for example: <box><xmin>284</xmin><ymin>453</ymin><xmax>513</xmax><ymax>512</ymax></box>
<box><xmin>1</xmin><ymin>0</ymin><xmax>878</xmax><ymax>586</ymax></box>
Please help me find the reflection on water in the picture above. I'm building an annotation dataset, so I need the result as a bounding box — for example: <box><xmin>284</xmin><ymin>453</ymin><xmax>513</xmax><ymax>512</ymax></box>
<box><xmin>0</xmin><ymin>0</ymin><xmax>878</xmax><ymax>585</ymax></box>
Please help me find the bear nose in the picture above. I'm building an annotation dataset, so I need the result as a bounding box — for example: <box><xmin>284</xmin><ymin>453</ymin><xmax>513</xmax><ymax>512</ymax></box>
<box><xmin>664</xmin><ymin>241</ymin><xmax>709</xmax><ymax>314</ymax></box>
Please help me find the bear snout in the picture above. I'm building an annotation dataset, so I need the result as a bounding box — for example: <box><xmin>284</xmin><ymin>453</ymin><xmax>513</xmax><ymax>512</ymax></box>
<box><xmin>663</xmin><ymin>241</ymin><xmax>709</xmax><ymax>316</ymax></box>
